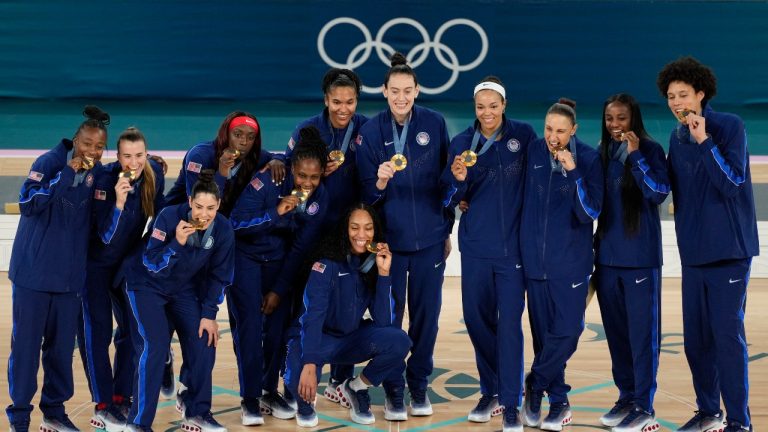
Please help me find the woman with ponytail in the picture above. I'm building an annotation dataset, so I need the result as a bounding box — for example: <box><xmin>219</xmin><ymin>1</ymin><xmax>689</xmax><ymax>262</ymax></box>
<box><xmin>7</xmin><ymin>106</ymin><xmax>109</xmax><ymax>432</ymax></box>
<box><xmin>77</xmin><ymin>127</ymin><xmax>166</xmax><ymax>431</ymax></box>
<box><xmin>593</xmin><ymin>94</ymin><xmax>669</xmax><ymax>432</ymax></box>
<box><xmin>355</xmin><ymin>51</ymin><xmax>453</xmax><ymax>421</ymax></box>
<box><xmin>123</xmin><ymin>170</ymin><xmax>234</xmax><ymax>432</ymax></box>
<box><xmin>519</xmin><ymin>99</ymin><xmax>603</xmax><ymax>431</ymax></box>
<box><xmin>228</xmin><ymin>126</ymin><xmax>330</xmax><ymax>425</ymax></box>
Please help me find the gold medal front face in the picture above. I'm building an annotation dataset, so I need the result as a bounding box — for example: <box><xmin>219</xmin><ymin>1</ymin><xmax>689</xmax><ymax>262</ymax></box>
<box><xmin>120</xmin><ymin>169</ymin><xmax>137</xmax><ymax>181</ymax></box>
<box><xmin>291</xmin><ymin>189</ymin><xmax>308</xmax><ymax>203</ymax></box>
<box><xmin>366</xmin><ymin>241</ymin><xmax>378</xmax><ymax>253</ymax></box>
<box><xmin>675</xmin><ymin>109</ymin><xmax>695</xmax><ymax>122</ymax></box>
<box><xmin>391</xmin><ymin>154</ymin><xmax>407</xmax><ymax>171</ymax></box>
<box><xmin>190</xmin><ymin>218</ymin><xmax>208</xmax><ymax>230</ymax></box>
<box><xmin>461</xmin><ymin>150</ymin><xmax>478</xmax><ymax>167</ymax></box>
<box><xmin>329</xmin><ymin>150</ymin><xmax>345</xmax><ymax>165</ymax></box>
<box><xmin>82</xmin><ymin>157</ymin><xmax>95</xmax><ymax>170</ymax></box>
<box><xmin>228</xmin><ymin>148</ymin><xmax>241</xmax><ymax>159</ymax></box>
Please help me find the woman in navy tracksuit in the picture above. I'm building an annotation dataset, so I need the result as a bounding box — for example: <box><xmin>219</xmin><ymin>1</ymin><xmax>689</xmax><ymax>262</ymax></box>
<box><xmin>283</xmin><ymin>204</ymin><xmax>411</xmax><ymax>428</ymax></box>
<box><xmin>123</xmin><ymin>170</ymin><xmax>234</xmax><ymax>432</ymax></box>
<box><xmin>164</xmin><ymin>112</ymin><xmax>282</xmax><ymax>401</ymax></box>
<box><xmin>7</xmin><ymin>106</ymin><xmax>110</xmax><ymax>432</ymax></box>
<box><xmin>657</xmin><ymin>57</ymin><xmax>758</xmax><ymax>432</ymax></box>
<box><xmin>228</xmin><ymin>126</ymin><xmax>330</xmax><ymax>424</ymax></box>
<box><xmin>356</xmin><ymin>52</ymin><xmax>453</xmax><ymax>420</ymax></box>
<box><xmin>284</xmin><ymin>69</ymin><xmax>369</xmax><ymax>401</ymax></box>
<box><xmin>77</xmin><ymin>127</ymin><xmax>165</xmax><ymax>432</ymax></box>
<box><xmin>520</xmin><ymin>99</ymin><xmax>603</xmax><ymax>431</ymax></box>
<box><xmin>443</xmin><ymin>77</ymin><xmax>536</xmax><ymax>432</ymax></box>
<box><xmin>164</xmin><ymin>111</ymin><xmax>284</xmax><ymax>213</ymax></box>
<box><xmin>593</xmin><ymin>94</ymin><xmax>669</xmax><ymax>432</ymax></box>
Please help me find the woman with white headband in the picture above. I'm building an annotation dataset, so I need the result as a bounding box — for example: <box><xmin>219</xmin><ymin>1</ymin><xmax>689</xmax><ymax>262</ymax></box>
<box><xmin>443</xmin><ymin>76</ymin><xmax>537</xmax><ymax>432</ymax></box>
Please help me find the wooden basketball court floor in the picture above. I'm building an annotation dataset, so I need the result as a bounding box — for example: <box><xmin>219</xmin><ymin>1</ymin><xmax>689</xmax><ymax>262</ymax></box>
<box><xmin>0</xmin><ymin>274</ymin><xmax>766</xmax><ymax>431</ymax></box>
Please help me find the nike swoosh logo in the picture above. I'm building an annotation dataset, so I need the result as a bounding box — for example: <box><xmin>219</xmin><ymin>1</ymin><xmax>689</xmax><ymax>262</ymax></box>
<box><xmin>338</xmin><ymin>272</ymin><xmax>350</xmax><ymax>276</ymax></box>
<box><xmin>635</xmin><ymin>277</ymin><xmax>648</xmax><ymax>284</ymax></box>
<box><xmin>384</xmin><ymin>141</ymin><xmax>394</xmax><ymax>146</ymax></box>
<box><xmin>434</xmin><ymin>262</ymin><xmax>443</xmax><ymax>268</ymax></box>
<box><xmin>515</xmin><ymin>264</ymin><xmax>522</xmax><ymax>269</ymax></box>
<box><xmin>534</xmin><ymin>164</ymin><xmax>544</xmax><ymax>169</ymax></box>
<box><xmin>571</xmin><ymin>282</ymin><xmax>583</xmax><ymax>288</ymax></box>
<box><xmin>729</xmin><ymin>278</ymin><xmax>742</xmax><ymax>284</ymax></box>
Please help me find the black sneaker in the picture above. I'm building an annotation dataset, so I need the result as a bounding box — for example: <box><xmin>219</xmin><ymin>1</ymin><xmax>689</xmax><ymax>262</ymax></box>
<box><xmin>40</xmin><ymin>415</ymin><xmax>80</xmax><ymax>432</ymax></box>
<box><xmin>181</xmin><ymin>411</ymin><xmax>226</xmax><ymax>432</ymax></box>
<box><xmin>408</xmin><ymin>387</ymin><xmax>433</xmax><ymax>416</ymax></box>
<box><xmin>10</xmin><ymin>418</ymin><xmax>30</xmax><ymax>432</ymax></box>
<box><xmin>384</xmin><ymin>386</ymin><xmax>407</xmax><ymax>421</ymax></box>
<box><xmin>240</xmin><ymin>398</ymin><xmax>264</xmax><ymax>426</ymax></box>
<box><xmin>676</xmin><ymin>410</ymin><xmax>725</xmax><ymax>432</ymax></box>
<box><xmin>468</xmin><ymin>394</ymin><xmax>502</xmax><ymax>422</ymax></box>
<box><xmin>503</xmin><ymin>407</ymin><xmax>524</xmax><ymax>432</ymax></box>
<box><xmin>522</xmin><ymin>377</ymin><xmax>543</xmax><ymax>427</ymax></box>
<box><xmin>600</xmin><ymin>399</ymin><xmax>634</xmax><ymax>427</ymax></box>
<box><xmin>724</xmin><ymin>422</ymin><xmax>752</xmax><ymax>432</ymax></box>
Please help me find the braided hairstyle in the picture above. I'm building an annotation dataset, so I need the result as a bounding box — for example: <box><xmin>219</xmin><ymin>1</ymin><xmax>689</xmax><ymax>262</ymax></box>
<box><xmin>213</xmin><ymin>111</ymin><xmax>262</xmax><ymax>215</ymax></box>
<box><xmin>597</xmin><ymin>94</ymin><xmax>653</xmax><ymax>237</ymax></box>
<box><xmin>292</xmin><ymin>126</ymin><xmax>328</xmax><ymax>173</ymax></box>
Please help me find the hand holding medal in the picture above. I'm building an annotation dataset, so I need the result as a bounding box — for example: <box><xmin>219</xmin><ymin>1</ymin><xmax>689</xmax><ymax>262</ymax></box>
<box><xmin>451</xmin><ymin>155</ymin><xmax>468</xmax><ymax>182</ymax></box>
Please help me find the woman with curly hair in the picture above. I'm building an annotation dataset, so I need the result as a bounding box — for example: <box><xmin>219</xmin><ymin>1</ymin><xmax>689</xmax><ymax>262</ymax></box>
<box><xmin>657</xmin><ymin>56</ymin><xmax>758</xmax><ymax>432</ymax></box>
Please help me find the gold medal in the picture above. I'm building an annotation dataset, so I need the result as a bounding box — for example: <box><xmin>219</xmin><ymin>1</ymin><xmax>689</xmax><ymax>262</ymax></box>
<box><xmin>390</xmin><ymin>154</ymin><xmax>407</xmax><ymax>171</ymax></box>
<box><xmin>675</xmin><ymin>109</ymin><xmax>695</xmax><ymax>122</ymax></box>
<box><xmin>365</xmin><ymin>241</ymin><xmax>378</xmax><ymax>253</ymax></box>
<box><xmin>190</xmin><ymin>218</ymin><xmax>208</xmax><ymax>230</ymax></box>
<box><xmin>82</xmin><ymin>156</ymin><xmax>95</xmax><ymax>170</ymax></box>
<box><xmin>119</xmin><ymin>169</ymin><xmax>137</xmax><ymax>181</ymax></box>
<box><xmin>329</xmin><ymin>150</ymin><xmax>345</xmax><ymax>166</ymax></box>
<box><xmin>227</xmin><ymin>148</ymin><xmax>241</xmax><ymax>159</ymax></box>
<box><xmin>291</xmin><ymin>189</ymin><xmax>308</xmax><ymax>203</ymax></box>
<box><xmin>460</xmin><ymin>150</ymin><xmax>478</xmax><ymax>167</ymax></box>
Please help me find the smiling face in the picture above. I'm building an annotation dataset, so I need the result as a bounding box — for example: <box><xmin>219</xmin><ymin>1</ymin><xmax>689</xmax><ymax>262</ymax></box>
<box><xmin>604</xmin><ymin>101</ymin><xmax>631</xmax><ymax>142</ymax></box>
<box><xmin>188</xmin><ymin>192</ymin><xmax>220</xmax><ymax>230</ymax></box>
<box><xmin>666</xmin><ymin>80</ymin><xmax>704</xmax><ymax>124</ymax></box>
<box><xmin>544</xmin><ymin>113</ymin><xmax>577</xmax><ymax>153</ymax></box>
<box><xmin>474</xmin><ymin>89</ymin><xmax>506</xmax><ymax>135</ymax></box>
<box><xmin>325</xmin><ymin>85</ymin><xmax>358</xmax><ymax>129</ymax></box>
<box><xmin>228</xmin><ymin>124</ymin><xmax>257</xmax><ymax>155</ymax></box>
<box><xmin>74</xmin><ymin>126</ymin><xmax>107</xmax><ymax>161</ymax></box>
<box><xmin>383</xmin><ymin>73</ymin><xmax>419</xmax><ymax>124</ymax></box>
<box><xmin>117</xmin><ymin>139</ymin><xmax>147</xmax><ymax>180</ymax></box>
<box><xmin>292</xmin><ymin>158</ymin><xmax>322</xmax><ymax>197</ymax></box>
<box><xmin>348</xmin><ymin>209</ymin><xmax>374</xmax><ymax>255</ymax></box>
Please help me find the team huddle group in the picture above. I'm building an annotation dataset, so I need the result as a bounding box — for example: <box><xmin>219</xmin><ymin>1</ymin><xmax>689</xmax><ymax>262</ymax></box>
<box><xmin>5</xmin><ymin>54</ymin><xmax>758</xmax><ymax>432</ymax></box>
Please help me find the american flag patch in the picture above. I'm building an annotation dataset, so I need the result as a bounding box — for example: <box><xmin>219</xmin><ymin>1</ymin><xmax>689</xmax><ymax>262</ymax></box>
<box><xmin>312</xmin><ymin>262</ymin><xmax>326</xmax><ymax>273</ymax></box>
<box><xmin>94</xmin><ymin>189</ymin><xmax>107</xmax><ymax>200</ymax></box>
<box><xmin>28</xmin><ymin>171</ymin><xmax>44</xmax><ymax>181</ymax></box>
<box><xmin>151</xmin><ymin>228</ymin><xmax>167</xmax><ymax>242</ymax></box>
<box><xmin>186</xmin><ymin>161</ymin><xmax>202</xmax><ymax>173</ymax></box>
<box><xmin>250</xmin><ymin>177</ymin><xmax>264</xmax><ymax>191</ymax></box>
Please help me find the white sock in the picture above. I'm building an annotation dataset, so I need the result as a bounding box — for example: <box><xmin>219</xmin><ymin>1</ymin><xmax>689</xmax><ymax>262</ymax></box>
<box><xmin>349</xmin><ymin>376</ymin><xmax>369</xmax><ymax>391</ymax></box>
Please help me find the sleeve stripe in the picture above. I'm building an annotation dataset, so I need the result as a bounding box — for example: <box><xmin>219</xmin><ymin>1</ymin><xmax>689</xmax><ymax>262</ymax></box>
<box><xmin>142</xmin><ymin>248</ymin><xmax>176</xmax><ymax>273</ymax></box>
<box><xmin>442</xmin><ymin>184</ymin><xmax>458</xmax><ymax>208</ymax></box>
<box><xmin>636</xmin><ymin>157</ymin><xmax>670</xmax><ymax>195</ymax></box>
<box><xmin>231</xmin><ymin>212</ymin><xmax>271</xmax><ymax>230</ymax></box>
<box><xmin>575</xmin><ymin>178</ymin><xmax>599</xmax><ymax>221</ymax></box>
<box><xmin>710</xmin><ymin>136</ymin><xmax>746</xmax><ymax>186</ymax></box>
<box><xmin>101</xmin><ymin>207</ymin><xmax>123</xmax><ymax>244</ymax></box>
<box><xmin>19</xmin><ymin>171</ymin><xmax>62</xmax><ymax>204</ymax></box>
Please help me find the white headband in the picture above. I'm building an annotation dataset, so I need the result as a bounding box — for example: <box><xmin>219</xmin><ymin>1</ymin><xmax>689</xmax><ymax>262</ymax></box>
<box><xmin>473</xmin><ymin>82</ymin><xmax>506</xmax><ymax>99</ymax></box>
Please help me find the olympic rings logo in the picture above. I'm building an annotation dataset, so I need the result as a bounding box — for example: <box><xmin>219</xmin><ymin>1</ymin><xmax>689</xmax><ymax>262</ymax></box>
<box><xmin>317</xmin><ymin>17</ymin><xmax>488</xmax><ymax>95</ymax></box>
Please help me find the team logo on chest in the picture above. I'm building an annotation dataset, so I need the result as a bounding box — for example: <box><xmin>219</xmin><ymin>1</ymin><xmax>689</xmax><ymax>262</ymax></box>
<box><xmin>203</xmin><ymin>236</ymin><xmax>215</xmax><ymax>250</ymax></box>
<box><xmin>416</xmin><ymin>132</ymin><xmax>430</xmax><ymax>146</ymax></box>
<box><xmin>86</xmin><ymin>173</ymin><xmax>94</xmax><ymax>187</ymax></box>
<box><xmin>507</xmin><ymin>139</ymin><xmax>521</xmax><ymax>152</ymax></box>
<box><xmin>307</xmin><ymin>202</ymin><xmax>320</xmax><ymax>215</ymax></box>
